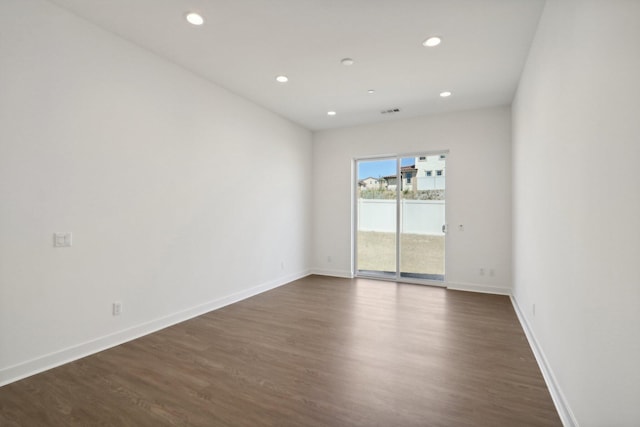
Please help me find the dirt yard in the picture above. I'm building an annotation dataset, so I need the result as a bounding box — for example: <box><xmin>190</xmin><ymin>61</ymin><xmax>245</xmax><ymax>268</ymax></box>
<box><xmin>357</xmin><ymin>231</ymin><xmax>445</xmax><ymax>275</ymax></box>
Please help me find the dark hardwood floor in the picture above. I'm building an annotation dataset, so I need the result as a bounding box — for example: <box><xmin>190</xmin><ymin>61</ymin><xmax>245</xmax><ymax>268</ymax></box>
<box><xmin>0</xmin><ymin>275</ymin><xmax>561</xmax><ymax>426</ymax></box>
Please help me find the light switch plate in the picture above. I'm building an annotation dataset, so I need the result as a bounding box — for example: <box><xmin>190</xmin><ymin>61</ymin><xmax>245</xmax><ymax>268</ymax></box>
<box><xmin>53</xmin><ymin>232</ymin><xmax>72</xmax><ymax>247</ymax></box>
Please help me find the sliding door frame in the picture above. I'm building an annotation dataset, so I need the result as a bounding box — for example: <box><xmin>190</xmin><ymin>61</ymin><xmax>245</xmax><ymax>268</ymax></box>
<box><xmin>353</xmin><ymin>151</ymin><xmax>449</xmax><ymax>287</ymax></box>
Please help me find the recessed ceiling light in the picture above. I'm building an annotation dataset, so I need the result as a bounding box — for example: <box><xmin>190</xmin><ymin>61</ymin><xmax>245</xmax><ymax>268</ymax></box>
<box><xmin>367</xmin><ymin>89</ymin><xmax>375</xmax><ymax>94</ymax></box>
<box><xmin>440</xmin><ymin>91</ymin><xmax>452</xmax><ymax>98</ymax></box>
<box><xmin>423</xmin><ymin>36</ymin><xmax>442</xmax><ymax>47</ymax></box>
<box><xmin>185</xmin><ymin>12</ymin><xmax>204</xmax><ymax>26</ymax></box>
<box><xmin>327</xmin><ymin>111</ymin><xmax>337</xmax><ymax>116</ymax></box>
<box><xmin>275</xmin><ymin>75</ymin><xmax>289</xmax><ymax>83</ymax></box>
<box><xmin>341</xmin><ymin>58</ymin><xmax>355</xmax><ymax>66</ymax></box>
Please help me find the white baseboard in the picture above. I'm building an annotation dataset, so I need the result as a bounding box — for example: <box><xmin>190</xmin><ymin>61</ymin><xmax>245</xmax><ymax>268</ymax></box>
<box><xmin>309</xmin><ymin>268</ymin><xmax>354</xmax><ymax>279</ymax></box>
<box><xmin>309</xmin><ymin>275</ymin><xmax>511</xmax><ymax>296</ymax></box>
<box><xmin>446</xmin><ymin>281</ymin><xmax>511</xmax><ymax>295</ymax></box>
<box><xmin>0</xmin><ymin>270</ymin><xmax>311</xmax><ymax>387</ymax></box>
<box><xmin>510</xmin><ymin>296</ymin><xmax>578</xmax><ymax>427</ymax></box>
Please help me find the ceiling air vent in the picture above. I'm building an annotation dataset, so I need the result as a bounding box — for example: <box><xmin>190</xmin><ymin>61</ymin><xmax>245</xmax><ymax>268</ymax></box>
<box><xmin>381</xmin><ymin>108</ymin><xmax>401</xmax><ymax>115</ymax></box>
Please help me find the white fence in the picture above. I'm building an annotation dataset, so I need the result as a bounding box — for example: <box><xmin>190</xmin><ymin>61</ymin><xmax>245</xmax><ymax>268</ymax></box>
<box><xmin>357</xmin><ymin>199</ymin><xmax>445</xmax><ymax>235</ymax></box>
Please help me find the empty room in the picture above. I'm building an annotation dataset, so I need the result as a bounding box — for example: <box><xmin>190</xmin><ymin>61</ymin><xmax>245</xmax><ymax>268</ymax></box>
<box><xmin>0</xmin><ymin>0</ymin><xmax>638</xmax><ymax>426</ymax></box>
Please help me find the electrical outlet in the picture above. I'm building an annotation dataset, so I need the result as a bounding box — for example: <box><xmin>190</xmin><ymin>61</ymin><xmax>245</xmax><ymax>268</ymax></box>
<box><xmin>532</xmin><ymin>303</ymin><xmax>536</xmax><ymax>316</ymax></box>
<box><xmin>327</xmin><ymin>255</ymin><xmax>332</xmax><ymax>263</ymax></box>
<box><xmin>113</xmin><ymin>301</ymin><xmax>122</xmax><ymax>316</ymax></box>
<box><xmin>479</xmin><ymin>268</ymin><xmax>485</xmax><ymax>276</ymax></box>
<box><xmin>53</xmin><ymin>232</ymin><xmax>72</xmax><ymax>247</ymax></box>
<box><xmin>489</xmin><ymin>268</ymin><xmax>495</xmax><ymax>277</ymax></box>
<box><xmin>280</xmin><ymin>261</ymin><xmax>285</xmax><ymax>270</ymax></box>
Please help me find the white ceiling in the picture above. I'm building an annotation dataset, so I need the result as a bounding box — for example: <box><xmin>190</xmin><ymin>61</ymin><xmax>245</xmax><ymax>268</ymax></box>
<box><xmin>48</xmin><ymin>0</ymin><xmax>546</xmax><ymax>131</ymax></box>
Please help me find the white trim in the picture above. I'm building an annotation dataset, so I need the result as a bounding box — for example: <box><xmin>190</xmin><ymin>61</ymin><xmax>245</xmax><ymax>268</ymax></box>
<box><xmin>352</xmin><ymin>158</ymin><xmax>359</xmax><ymax>275</ymax></box>
<box><xmin>0</xmin><ymin>270</ymin><xmax>311</xmax><ymax>387</ymax></box>
<box><xmin>446</xmin><ymin>281</ymin><xmax>511</xmax><ymax>296</ymax></box>
<box><xmin>395</xmin><ymin>157</ymin><xmax>401</xmax><ymax>276</ymax></box>
<box><xmin>311</xmin><ymin>273</ymin><xmax>510</xmax><ymax>294</ymax></box>
<box><xmin>510</xmin><ymin>295</ymin><xmax>579</xmax><ymax>427</ymax></box>
<box><xmin>310</xmin><ymin>268</ymin><xmax>354</xmax><ymax>279</ymax></box>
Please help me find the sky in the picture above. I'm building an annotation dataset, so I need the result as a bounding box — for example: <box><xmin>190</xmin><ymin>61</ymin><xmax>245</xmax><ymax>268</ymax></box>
<box><xmin>357</xmin><ymin>158</ymin><xmax>414</xmax><ymax>180</ymax></box>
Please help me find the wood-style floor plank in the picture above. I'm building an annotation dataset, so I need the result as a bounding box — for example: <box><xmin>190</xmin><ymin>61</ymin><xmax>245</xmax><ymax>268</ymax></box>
<box><xmin>0</xmin><ymin>275</ymin><xmax>561</xmax><ymax>426</ymax></box>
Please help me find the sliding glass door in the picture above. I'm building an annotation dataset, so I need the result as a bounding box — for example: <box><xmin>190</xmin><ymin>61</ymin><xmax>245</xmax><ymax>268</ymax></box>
<box><xmin>355</xmin><ymin>154</ymin><xmax>446</xmax><ymax>283</ymax></box>
<box><xmin>399</xmin><ymin>155</ymin><xmax>446</xmax><ymax>280</ymax></box>
<box><xmin>355</xmin><ymin>158</ymin><xmax>397</xmax><ymax>277</ymax></box>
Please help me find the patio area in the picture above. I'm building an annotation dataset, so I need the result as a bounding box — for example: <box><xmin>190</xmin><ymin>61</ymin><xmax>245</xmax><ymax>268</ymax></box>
<box><xmin>356</xmin><ymin>231</ymin><xmax>445</xmax><ymax>277</ymax></box>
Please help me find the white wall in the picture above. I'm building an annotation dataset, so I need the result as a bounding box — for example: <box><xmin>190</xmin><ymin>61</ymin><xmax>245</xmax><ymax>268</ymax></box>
<box><xmin>0</xmin><ymin>0</ymin><xmax>312</xmax><ymax>384</ymax></box>
<box><xmin>512</xmin><ymin>0</ymin><xmax>640</xmax><ymax>425</ymax></box>
<box><xmin>312</xmin><ymin>106</ymin><xmax>512</xmax><ymax>293</ymax></box>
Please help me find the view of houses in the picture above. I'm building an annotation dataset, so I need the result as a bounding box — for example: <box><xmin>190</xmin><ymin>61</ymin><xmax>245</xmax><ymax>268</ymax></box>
<box><xmin>358</xmin><ymin>154</ymin><xmax>446</xmax><ymax>197</ymax></box>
